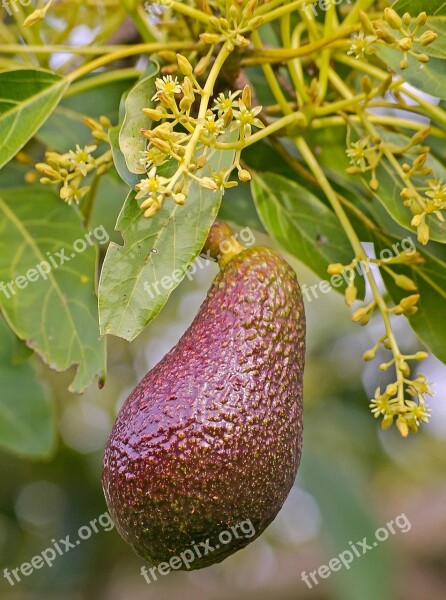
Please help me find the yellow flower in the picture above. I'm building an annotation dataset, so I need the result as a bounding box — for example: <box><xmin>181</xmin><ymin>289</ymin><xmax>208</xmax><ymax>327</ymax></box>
<box><xmin>68</xmin><ymin>145</ymin><xmax>97</xmax><ymax>177</ymax></box>
<box><xmin>135</xmin><ymin>167</ymin><xmax>169</xmax><ymax>201</ymax></box>
<box><xmin>151</xmin><ymin>76</ymin><xmax>182</xmax><ymax>101</ymax></box>
<box><xmin>213</xmin><ymin>91</ymin><xmax>241</xmax><ymax>115</ymax></box>
<box><xmin>233</xmin><ymin>101</ymin><xmax>264</xmax><ymax>137</ymax></box>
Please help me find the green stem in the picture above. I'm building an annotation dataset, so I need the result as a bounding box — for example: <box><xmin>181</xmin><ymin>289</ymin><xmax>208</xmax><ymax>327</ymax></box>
<box><xmin>169</xmin><ymin>0</ymin><xmax>211</xmax><ymax>24</ymax></box>
<box><xmin>64</xmin><ymin>69</ymin><xmax>141</xmax><ymax>98</ymax></box>
<box><xmin>337</xmin><ymin>54</ymin><xmax>446</xmax><ymax>127</ymax></box>
<box><xmin>67</xmin><ymin>41</ymin><xmax>198</xmax><ymax>82</ymax></box>
<box><xmin>215</xmin><ymin>111</ymin><xmax>306</xmax><ymax>150</ymax></box>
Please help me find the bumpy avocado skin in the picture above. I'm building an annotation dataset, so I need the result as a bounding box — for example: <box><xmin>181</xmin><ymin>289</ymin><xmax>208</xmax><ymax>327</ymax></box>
<box><xmin>102</xmin><ymin>246</ymin><xmax>305</xmax><ymax>569</ymax></box>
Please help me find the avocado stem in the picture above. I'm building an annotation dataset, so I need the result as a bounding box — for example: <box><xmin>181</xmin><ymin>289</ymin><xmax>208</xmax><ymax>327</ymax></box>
<box><xmin>203</xmin><ymin>221</ymin><xmax>245</xmax><ymax>268</ymax></box>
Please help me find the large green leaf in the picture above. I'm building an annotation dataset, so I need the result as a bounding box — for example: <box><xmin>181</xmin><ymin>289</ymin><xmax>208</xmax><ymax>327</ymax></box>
<box><xmin>251</xmin><ymin>173</ymin><xmax>365</xmax><ymax>297</ymax></box>
<box><xmin>119</xmin><ymin>65</ymin><xmax>158</xmax><ymax>175</ymax></box>
<box><xmin>0</xmin><ymin>68</ymin><xmax>69</xmax><ymax>168</ymax></box>
<box><xmin>0</xmin><ymin>316</ymin><xmax>56</xmax><ymax>459</ymax></box>
<box><xmin>99</xmin><ymin>143</ymin><xmax>236</xmax><ymax>341</ymax></box>
<box><xmin>0</xmin><ymin>187</ymin><xmax>106</xmax><ymax>392</ymax></box>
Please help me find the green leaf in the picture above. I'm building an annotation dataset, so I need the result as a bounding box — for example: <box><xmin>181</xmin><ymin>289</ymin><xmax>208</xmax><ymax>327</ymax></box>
<box><xmin>99</xmin><ymin>142</ymin><xmax>236</xmax><ymax>341</ymax></box>
<box><xmin>251</xmin><ymin>173</ymin><xmax>364</xmax><ymax>296</ymax></box>
<box><xmin>0</xmin><ymin>187</ymin><xmax>106</xmax><ymax>393</ymax></box>
<box><xmin>119</xmin><ymin>65</ymin><xmax>159</xmax><ymax>175</ymax></box>
<box><xmin>0</xmin><ymin>68</ymin><xmax>68</xmax><ymax>169</ymax></box>
<box><xmin>377</xmin><ymin>47</ymin><xmax>446</xmax><ymax>100</ymax></box>
<box><xmin>0</xmin><ymin>316</ymin><xmax>56</xmax><ymax>459</ymax></box>
<box><xmin>37</xmin><ymin>72</ymin><xmax>138</xmax><ymax>151</ymax></box>
<box><xmin>374</xmin><ymin>234</ymin><xmax>446</xmax><ymax>363</ymax></box>
<box><xmin>109</xmin><ymin>125</ymin><xmax>142</xmax><ymax>189</ymax></box>
<box><xmin>392</xmin><ymin>0</ymin><xmax>446</xmax><ymax>19</ymax></box>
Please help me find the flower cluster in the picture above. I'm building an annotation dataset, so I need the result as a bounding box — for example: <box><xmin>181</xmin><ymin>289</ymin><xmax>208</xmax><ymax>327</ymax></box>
<box><xmin>134</xmin><ymin>56</ymin><xmax>265</xmax><ymax>218</ymax></box>
<box><xmin>370</xmin><ymin>373</ymin><xmax>433</xmax><ymax>437</ymax></box>
<box><xmin>34</xmin><ymin>116</ymin><xmax>113</xmax><ymax>205</ymax></box>
<box><xmin>199</xmin><ymin>0</ymin><xmax>263</xmax><ymax>52</ymax></box>
<box><xmin>327</xmin><ymin>246</ymin><xmax>432</xmax><ymax>437</ymax></box>
<box><xmin>377</xmin><ymin>8</ymin><xmax>438</xmax><ymax>70</ymax></box>
<box><xmin>349</xmin><ymin>8</ymin><xmax>438</xmax><ymax>70</ymax></box>
<box><xmin>345</xmin><ymin>124</ymin><xmax>445</xmax><ymax>245</ymax></box>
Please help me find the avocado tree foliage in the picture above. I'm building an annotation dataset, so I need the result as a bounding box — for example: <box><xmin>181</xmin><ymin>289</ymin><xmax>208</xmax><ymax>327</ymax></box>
<box><xmin>0</xmin><ymin>0</ymin><xmax>445</xmax><ymax>456</ymax></box>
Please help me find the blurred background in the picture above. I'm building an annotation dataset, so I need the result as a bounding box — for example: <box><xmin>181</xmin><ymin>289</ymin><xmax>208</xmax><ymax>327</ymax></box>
<box><xmin>1</xmin><ymin>222</ymin><xmax>446</xmax><ymax>600</ymax></box>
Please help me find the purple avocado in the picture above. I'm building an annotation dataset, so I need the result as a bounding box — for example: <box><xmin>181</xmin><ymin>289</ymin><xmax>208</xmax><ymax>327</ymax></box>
<box><xmin>103</xmin><ymin>229</ymin><xmax>306</xmax><ymax>569</ymax></box>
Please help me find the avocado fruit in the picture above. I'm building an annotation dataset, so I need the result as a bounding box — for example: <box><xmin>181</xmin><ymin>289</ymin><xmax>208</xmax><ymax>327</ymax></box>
<box><xmin>102</xmin><ymin>222</ymin><xmax>306</xmax><ymax>569</ymax></box>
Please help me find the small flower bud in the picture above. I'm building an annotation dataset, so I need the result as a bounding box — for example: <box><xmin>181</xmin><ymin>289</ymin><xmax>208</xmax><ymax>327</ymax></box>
<box><xmin>381</xmin><ymin>414</ymin><xmax>395</xmax><ymax>430</ymax></box>
<box><xmin>242</xmin><ymin>85</ymin><xmax>252</xmax><ymax>108</ymax></box>
<box><xmin>374</xmin><ymin>26</ymin><xmax>396</xmax><ymax>44</ymax></box>
<box><xmin>173</xmin><ymin>193</ymin><xmax>186</xmax><ymax>205</ymax></box>
<box><xmin>359</xmin><ymin>10</ymin><xmax>376</xmax><ymax>34</ymax></box>
<box><xmin>199</xmin><ymin>33</ymin><xmax>221</xmax><ymax>45</ymax></box>
<box><xmin>238</xmin><ymin>169</ymin><xmax>251</xmax><ymax>182</ymax></box>
<box><xmin>176</xmin><ymin>54</ymin><xmax>193</xmax><ymax>76</ymax></box>
<box><xmin>418</xmin><ymin>31</ymin><xmax>438</xmax><ymax>46</ymax></box>
<box><xmin>417</xmin><ymin>53</ymin><xmax>430</xmax><ymax>63</ymax></box>
<box><xmin>398</xmin><ymin>37</ymin><xmax>412</xmax><ymax>51</ymax></box>
<box><xmin>385</xmin><ymin>383</ymin><xmax>398</xmax><ymax>397</ymax></box>
<box><xmin>219</xmin><ymin>17</ymin><xmax>230</xmax><ymax>31</ymax></box>
<box><xmin>143</xmin><ymin>108</ymin><xmax>165</xmax><ymax>121</ymax></box>
<box><xmin>352</xmin><ymin>306</ymin><xmax>369</xmax><ymax>323</ymax></box>
<box><xmin>416</xmin><ymin>12</ymin><xmax>427</xmax><ymax>27</ymax></box>
<box><xmin>23</xmin><ymin>8</ymin><xmax>45</xmax><ymax>27</ymax></box>
<box><xmin>327</xmin><ymin>263</ymin><xmax>345</xmax><ymax>275</ymax></box>
<box><xmin>345</xmin><ymin>285</ymin><xmax>358</xmax><ymax>307</ymax></box>
<box><xmin>400</xmin><ymin>58</ymin><xmax>409</xmax><ymax>70</ymax></box>
<box><xmin>402</xmin><ymin>12</ymin><xmax>411</xmax><ymax>26</ymax></box>
<box><xmin>370</xmin><ymin>177</ymin><xmax>379</xmax><ymax>190</ymax></box>
<box><xmin>209</xmin><ymin>16</ymin><xmax>221</xmax><ymax>30</ymax></box>
<box><xmin>415</xmin><ymin>351</ymin><xmax>429</xmax><ymax>361</ymax></box>
<box><xmin>394</xmin><ymin>274</ymin><xmax>417</xmax><ymax>291</ymax></box>
<box><xmin>151</xmin><ymin>138</ymin><xmax>171</xmax><ymax>154</ymax></box>
<box><xmin>396</xmin><ymin>416</ymin><xmax>409</xmax><ymax>438</ymax></box>
<box><xmin>200</xmin><ymin>177</ymin><xmax>218</xmax><ymax>190</ymax></box>
<box><xmin>248</xmin><ymin>16</ymin><xmax>264</xmax><ymax>30</ymax></box>
<box><xmin>384</xmin><ymin>7</ymin><xmax>402</xmax><ymax>30</ymax></box>
<box><xmin>400</xmin><ymin>294</ymin><xmax>420</xmax><ymax>310</ymax></box>
<box><xmin>399</xmin><ymin>361</ymin><xmax>410</xmax><ymax>377</ymax></box>
<box><xmin>417</xmin><ymin>221</ymin><xmax>430</xmax><ymax>245</ymax></box>
<box><xmin>363</xmin><ymin>349</ymin><xmax>376</xmax><ymax>362</ymax></box>
<box><xmin>362</xmin><ymin>75</ymin><xmax>373</xmax><ymax>94</ymax></box>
